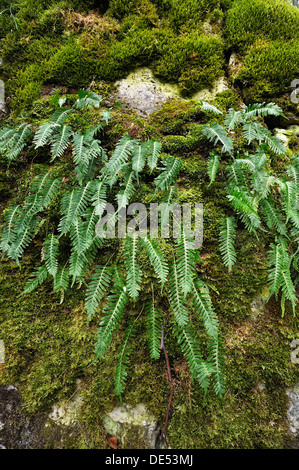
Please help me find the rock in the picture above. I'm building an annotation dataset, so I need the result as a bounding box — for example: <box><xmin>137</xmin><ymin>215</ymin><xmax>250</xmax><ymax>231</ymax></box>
<box><xmin>228</xmin><ymin>53</ymin><xmax>243</xmax><ymax>79</ymax></box>
<box><xmin>48</xmin><ymin>380</ymin><xmax>82</xmax><ymax>427</ymax></box>
<box><xmin>287</xmin><ymin>383</ymin><xmax>299</xmax><ymax>441</ymax></box>
<box><xmin>191</xmin><ymin>76</ymin><xmax>230</xmax><ymax>103</ymax></box>
<box><xmin>113</xmin><ymin>68</ymin><xmax>181</xmax><ymax>117</ymax></box>
<box><xmin>0</xmin><ymin>79</ymin><xmax>5</xmax><ymax>116</ymax></box>
<box><xmin>250</xmin><ymin>286</ymin><xmax>270</xmax><ymax>319</ymax></box>
<box><xmin>274</xmin><ymin>125</ymin><xmax>299</xmax><ymax>147</ymax></box>
<box><xmin>103</xmin><ymin>403</ymin><xmax>164</xmax><ymax>449</ymax></box>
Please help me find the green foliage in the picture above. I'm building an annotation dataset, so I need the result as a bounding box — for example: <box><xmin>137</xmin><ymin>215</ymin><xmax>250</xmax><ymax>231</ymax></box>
<box><xmin>0</xmin><ymin>90</ymin><xmax>224</xmax><ymax>402</ymax></box>
<box><xmin>207</xmin><ymin>102</ymin><xmax>298</xmax><ymax>316</ymax></box>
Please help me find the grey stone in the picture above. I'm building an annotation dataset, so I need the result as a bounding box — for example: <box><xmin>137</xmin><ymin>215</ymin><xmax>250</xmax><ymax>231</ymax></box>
<box><xmin>287</xmin><ymin>383</ymin><xmax>299</xmax><ymax>437</ymax></box>
<box><xmin>114</xmin><ymin>68</ymin><xmax>181</xmax><ymax>117</ymax></box>
<box><xmin>0</xmin><ymin>79</ymin><xmax>5</xmax><ymax>115</ymax></box>
<box><xmin>103</xmin><ymin>403</ymin><xmax>163</xmax><ymax>449</ymax></box>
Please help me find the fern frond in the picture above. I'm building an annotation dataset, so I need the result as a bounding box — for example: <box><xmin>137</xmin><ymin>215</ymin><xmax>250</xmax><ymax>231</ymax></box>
<box><xmin>146</xmin><ymin>140</ymin><xmax>162</xmax><ymax>172</ymax></box>
<box><xmin>260</xmin><ymin>199</ymin><xmax>287</xmax><ymax>235</ymax></box>
<box><xmin>85</xmin><ymin>265</ymin><xmax>112</xmax><ymax>320</ymax></box>
<box><xmin>43</xmin><ymin>234</ymin><xmax>59</xmax><ymax>276</ymax></box>
<box><xmin>154</xmin><ymin>157</ymin><xmax>182</xmax><ymax>192</ymax></box>
<box><xmin>123</xmin><ymin>235</ymin><xmax>142</xmax><ymax>301</ymax></box>
<box><xmin>207</xmin><ymin>152</ymin><xmax>221</xmax><ymax>186</ymax></box>
<box><xmin>7</xmin><ymin>216</ymin><xmax>40</xmax><ymax>263</ymax></box>
<box><xmin>50</xmin><ymin>125</ymin><xmax>72</xmax><ymax>161</ymax></box>
<box><xmin>116</xmin><ymin>170</ymin><xmax>135</xmax><ymax>210</ymax></box>
<box><xmin>33</xmin><ymin>122</ymin><xmax>60</xmax><ymax>148</ymax></box>
<box><xmin>0</xmin><ymin>205</ymin><xmax>21</xmax><ymax>253</ymax></box>
<box><xmin>0</xmin><ymin>123</ymin><xmax>33</xmax><ymax>162</ymax></box>
<box><xmin>227</xmin><ymin>187</ymin><xmax>261</xmax><ymax>232</ymax></box>
<box><xmin>53</xmin><ymin>266</ymin><xmax>69</xmax><ymax>292</ymax></box>
<box><xmin>145</xmin><ymin>295</ymin><xmax>163</xmax><ymax>360</ymax></box>
<box><xmin>244</xmin><ymin>102</ymin><xmax>284</xmax><ymax>119</ymax></box>
<box><xmin>95</xmin><ymin>285</ymin><xmax>129</xmax><ymax>359</ymax></box>
<box><xmin>219</xmin><ymin>216</ymin><xmax>237</xmax><ymax>272</ymax></box>
<box><xmin>106</xmin><ymin>135</ymin><xmax>135</xmax><ymax>176</ymax></box>
<box><xmin>200</xmin><ymin>101</ymin><xmax>222</xmax><ymax>115</ymax></box>
<box><xmin>208</xmin><ymin>336</ymin><xmax>225</xmax><ymax>397</ymax></box>
<box><xmin>191</xmin><ymin>279</ymin><xmax>219</xmax><ymax>339</ymax></box>
<box><xmin>224</xmin><ymin>108</ymin><xmax>243</xmax><ymax>130</ymax></box>
<box><xmin>132</xmin><ymin>142</ymin><xmax>147</xmax><ymax>175</ymax></box>
<box><xmin>168</xmin><ymin>260</ymin><xmax>189</xmax><ymax>327</ymax></box>
<box><xmin>74</xmin><ymin>89</ymin><xmax>102</xmax><ymax>109</ymax></box>
<box><xmin>139</xmin><ymin>237</ymin><xmax>168</xmax><ymax>286</ymax></box>
<box><xmin>202</xmin><ymin>123</ymin><xmax>233</xmax><ymax>154</ymax></box>
<box><xmin>115</xmin><ymin>321</ymin><xmax>136</xmax><ymax>399</ymax></box>
<box><xmin>59</xmin><ymin>181</ymin><xmax>96</xmax><ymax>235</ymax></box>
<box><xmin>176</xmin><ymin>229</ymin><xmax>197</xmax><ymax>298</ymax></box>
<box><xmin>175</xmin><ymin>325</ymin><xmax>211</xmax><ymax>391</ymax></box>
<box><xmin>21</xmin><ymin>265</ymin><xmax>48</xmax><ymax>296</ymax></box>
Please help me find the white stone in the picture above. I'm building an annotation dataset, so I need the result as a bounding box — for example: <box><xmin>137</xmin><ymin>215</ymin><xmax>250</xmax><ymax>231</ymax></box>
<box><xmin>191</xmin><ymin>76</ymin><xmax>230</xmax><ymax>102</ymax></box>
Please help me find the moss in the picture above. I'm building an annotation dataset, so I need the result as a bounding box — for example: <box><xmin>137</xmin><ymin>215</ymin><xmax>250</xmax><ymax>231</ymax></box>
<box><xmin>236</xmin><ymin>39</ymin><xmax>299</xmax><ymax>101</ymax></box>
<box><xmin>152</xmin><ymin>32</ymin><xmax>225</xmax><ymax>96</ymax></box>
<box><xmin>225</xmin><ymin>0</ymin><xmax>299</xmax><ymax>51</ymax></box>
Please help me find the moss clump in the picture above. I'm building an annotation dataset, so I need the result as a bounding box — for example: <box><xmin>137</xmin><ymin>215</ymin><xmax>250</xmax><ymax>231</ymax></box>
<box><xmin>236</xmin><ymin>39</ymin><xmax>299</xmax><ymax>101</ymax></box>
<box><xmin>225</xmin><ymin>0</ymin><xmax>299</xmax><ymax>51</ymax></box>
<box><xmin>152</xmin><ymin>33</ymin><xmax>225</xmax><ymax>96</ymax></box>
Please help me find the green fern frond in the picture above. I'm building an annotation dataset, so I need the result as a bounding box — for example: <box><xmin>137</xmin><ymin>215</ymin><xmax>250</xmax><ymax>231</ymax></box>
<box><xmin>0</xmin><ymin>205</ymin><xmax>20</xmax><ymax>253</ymax></box>
<box><xmin>200</xmin><ymin>101</ymin><xmax>222</xmax><ymax>115</ymax></box>
<box><xmin>207</xmin><ymin>152</ymin><xmax>221</xmax><ymax>186</ymax></box>
<box><xmin>224</xmin><ymin>108</ymin><xmax>243</xmax><ymax>130</ymax></box>
<box><xmin>53</xmin><ymin>266</ymin><xmax>69</xmax><ymax>292</ymax></box>
<box><xmin>115</xmin><ymin>320</ymin><xmax>136</xmax><ymax>399</ymax></box>
<box><xmin>140</xmin><ymin>237</ymin><xmax>168</xmax><ymax>286</ymax></box>
<box><xmin>85</xmin><ymin>265</ymin><xmax>112</xmax><ymax>320</ymax></box>
<box><xmin>154</xmin><ymin>156</ymin><xmax>182</xmax><ymax>192</ymax></box>
<box><xmin>59</xmin><ymin>181</ymin><xmax>96</xmax><ymax>235</ymax></box>
<box><xmin>95</xmin><ymin>285</ymin><xmax>129</xmax><ymax>359</ymax></box>
<box><xmin>244</xmin><ymin>102</ymin><xmax>284</xmax><ymax>119</ymax></box>
<box><xmin>33</xmin><ymin>122</ymin><xmax>60</xmax><ymax>148</ymax></box>
<box><xmin>21</xmin><ymin>265</ymin><xmax>48</xmax><ymax>296</ymax></box>
<box><xmin>74</xmin><ymin>89</ymin><xmax>102</xmax><ymax>108</ymax></box>
<box><xmin>219</xmin><ymin>216</ymin><xmax>237</xmax><ymax>273</ymax></box>
<box><xmin>260</xmin><ymin>199</ymin><xmax>287</xmax><ymax>235</ymax></box>
<box><xmin>106</xmin><ymin>135</ymin><xmax>135</xmax><ymax>176</ymax></box>
<box><xmin>145</xmin><ymin>295</ymin><xmax>163</xmax><ymax>360</ymax></box>
<box><xmin>146</xmin><ymin>140</ymin><xmax>162</xmax><ymax>172</ymax></box>
<box><xmin>43</xmin><ymin>234</ymin><xmax>59</xmax><ymax>276</ymax></box>
<box><xmin>132</xmin><ymin>142</ymin><xmax>147</xmax><ymax>176</ymax></box>
<box><xmin>123</xmin><ymin>235</ymin><xmax>142</xmax><ymax>301</ymax></box>
<box><xmin>227</xmin><ymin>187</ymin><xmax>261</xmax><ymax>232</ymax></box>
<box><xmin>191</xmin><ymin>279</ymin><xmax>219</xmax><ymax>339</ymax></box>
<box><xmin>176</xmin><ymin>229</ymin><xmax>197</xmax><ymax>298</ymax></box>
<box><xmin>168</xmin><ymin>260</ymin><xmax>189</xmax><ymax>327</ymax></box>
<box><xmin>50</xmin><ymin>125</ymin><xmax>73</xmax><ymax>161</ymax></box>
<box><xmin>202</xmin><ymin>123</ymin><xmax>233</xmax><ymax>154</ymax></box>
<box><xmin>208</xmin><ymin>336</ymin><xmax>225</xmax><ymax>397</ymax></box>
<box><xmin>0</xmin><ymin>123</ymin><xmax>33</xmax><ymax>162</ymax></box>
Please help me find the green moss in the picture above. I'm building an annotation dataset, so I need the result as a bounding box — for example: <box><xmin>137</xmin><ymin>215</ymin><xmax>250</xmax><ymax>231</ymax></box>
<box><xmin>225</xmin><ymin>0</ymin><xmax>299</xmax><ymax>51</ymax></box>
<box><xmin>236</xmin><ymin>39</ymin><xmax>299</xmax><ymax>101</ymax></box>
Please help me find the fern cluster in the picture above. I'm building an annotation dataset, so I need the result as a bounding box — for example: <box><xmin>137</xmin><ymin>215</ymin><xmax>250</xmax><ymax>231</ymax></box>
<box><xmin>0</xmin><ymin>92</ymin><xmax>225</xmax><ymax>400</ymax></box>
<box><xmin>205</xmin><ymin>102</ymin><xmax>298</xmax><ymax>315</ymax></box>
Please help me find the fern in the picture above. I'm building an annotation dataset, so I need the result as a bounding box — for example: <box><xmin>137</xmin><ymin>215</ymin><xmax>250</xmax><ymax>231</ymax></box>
<box><xmin>50</xmin><ymin>125</ymin><xmax>72</xmax><ymax>161</ymax></box>
<box><xmin>154</xmin><ymin>157</ymin><xmax>182</xmax><ymax>192</ymax></box>
<box><xmin>95</xmin><ymin>284</ymin><xmax>129</xmax><ymax>359</ymax></box>
<box><xmin>145</xmin><ymin>294</ymin><xmax>163</xmax><ymax>360</ymax></box>
<box><xmin>176</xmin><ymin>228</ymin><xmax>197</xmax><ymax>298</ymax></box>
<box><xmin>123</xmin><ymin>235</ymin><xmax>142</xmax><ymax>301</ymax></box>
<box><xmin>191</xmin><ymin>279</ymin><xmax>219</xmax><ymax>339</ymax></box>
<box><xmin>85</xmin><ymin>265</ymin><xmax>112</xmax><ymax>321</ymax></box>
<box><xmin>139</xmin><ymin>237</ymin><xmax>168</xmax><ymax>286</ymax></box>
<box><xmin>115</xmin><ymin>321</ymin><xmax>136</xmax><ymax>399</ymax></box>
<box><xmin>168</xmin><ymin>260</ymin><xmax>189</xmax><ymax>327</ymax></box>
<box><xmin>208</xmin><ymin>336</ymin><xmax>225</xmax><ymax>397</ymax></box>
<box><xmin>207</xmin><ymin>152</ymin><xmax>221</xmax><ymax>186</ymax></box>
<box><xmin>219</xmin><ymin>216</ymin><xmax>237</xmax><ymax>273</ymax></box>
<box><xmin>43</xmin><ymin>234</ymin><xmax>59</xmax><ymax>276</ymax></box>
<box><xmin>146</xmin><ymin>140</ymin><xmax>162</xmax><ymax>172</ymax></box>
<box><xmin>202</xmin><ymin>123</ymin><xmax>233</xmax><ymax>155</ymax></box>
